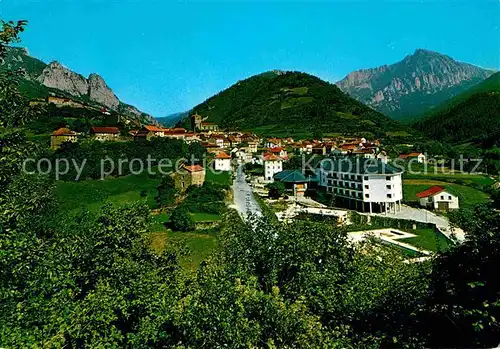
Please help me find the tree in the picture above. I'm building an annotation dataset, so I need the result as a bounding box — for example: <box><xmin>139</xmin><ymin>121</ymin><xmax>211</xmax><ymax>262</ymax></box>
<box><xmin>155</xmin><ymin>175</ymin><xmax>177</xmax><ymax>208</ymax></box>
<box><xmin>417</xmin><ymin>205</ymin><xmax>500</xmax><ymax>348</ymax></box>
<box><xmin>266</xmin><ymin>181</ymin><xmax>285</xmax><ymax>199</ymax></box>
<box><xmin>169</xmin><ymin>206</ymin><xmax>195</xmax><ymax>232</ymax></box>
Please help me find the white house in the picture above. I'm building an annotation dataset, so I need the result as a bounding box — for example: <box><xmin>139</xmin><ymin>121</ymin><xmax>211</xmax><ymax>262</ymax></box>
<box><xmin>318</xmin><ymin>158</ymin><xmax>403</xmax><ymax>214</ymax></box>
<box><xmin>263</xmin><ymin>153</ymin><xmax>283</xmax><ymax>182</ymax></box>
<box><xmin>416</xmin><ymin>186</ymin><xmax>459</xmax><ymax>211</ymax></box>
<box><xmin>214</xmin><ymin>152</ymin><xmax>232</xmax><ymax>171</ymax></box>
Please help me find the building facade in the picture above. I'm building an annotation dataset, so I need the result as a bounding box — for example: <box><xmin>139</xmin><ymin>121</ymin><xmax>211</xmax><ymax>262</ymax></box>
<box><xmin>173</xmin><ymin>165</ymin><xmax>206</xmax><ymax>191</ymax></box>
<box><xmin>91</xmin><ymin>126</ymin><xmax>120</xmax><ymax>141</ymax></box>
<box><xmin>51</xmin><ymin>127</ymin><xmax>78</xmax><ymax>150</ymax></box>
<box><xmin>214</xmin><ymin>152</ymin><xmax>232</xmax><ymax>171</ymax></box>
<box><xmin>318</xmin><ymin>158</ymin><xmax>403</xmax><ymax>213</ymax></box>
<box><xmin>263</xmin><ymin>154</ymin><xmax>283</xmax><ymax>182</ymax></box>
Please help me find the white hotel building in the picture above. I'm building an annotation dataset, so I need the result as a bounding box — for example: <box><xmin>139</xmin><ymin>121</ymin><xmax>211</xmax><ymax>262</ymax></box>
<box><xmin>318</xmin><ymin>158</ymin><xmax>403</xmax><ymax>214</ymax></box>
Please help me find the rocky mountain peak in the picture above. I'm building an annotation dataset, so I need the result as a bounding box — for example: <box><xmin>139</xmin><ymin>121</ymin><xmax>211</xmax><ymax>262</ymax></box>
<box><xmin>37</xmin><ymin>61</ymin><xmax>89</xmax><ymax>97</ymax></box>
<box><xmin>336</xmin><ymin>49</ymin><xmax>494</xmax><ymax>119</ymax></box>
<box><xmin>88</xmin><ymin>73</ymin><xmax>120</xmax><ymax>109</ymax></box>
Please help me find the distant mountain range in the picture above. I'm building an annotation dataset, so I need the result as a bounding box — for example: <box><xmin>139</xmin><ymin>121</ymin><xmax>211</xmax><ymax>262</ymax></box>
<box><xmin>1</xmin><ymin>47</ymin><xmax>156</xmax><ymax>125</ymax></box>
<box><xmin>156</xmin><ymin>111</ymin><xmax>189</xmax><ymax>127</ymax></box>
<box><xmin>187</xmin><ymin>70</ymin><xmax>407</xmax><ymax>138</ymax></box>
<box><xmin>413</xmin><ymin>72</ymin><xmax>500</xmax><ymax>147</ymax></box>
<box><xmin>336</xmin><ymin>49</ymin><xmax>495</xmax><ymax>120</ymax></box>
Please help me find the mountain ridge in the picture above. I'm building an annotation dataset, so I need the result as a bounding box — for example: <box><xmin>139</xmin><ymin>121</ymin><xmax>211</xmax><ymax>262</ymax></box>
<box><xmin>1</xmin><ymin>46</ymin><xmax>156</xmax><ymax>125</ymax></box>
<box><xmin>412</xmin><ymin>72</ymin><xmax>500</xmax><ymax>147</ymax></box>
<box><xmin>336</xmin><ymin>49</ymin><xmax>495</xmax><ymax>120</ymax></box>
<box><xmin>185</xmin><ymin>70</ymin><xmax>408</xmax><ymax>138</ymax></box>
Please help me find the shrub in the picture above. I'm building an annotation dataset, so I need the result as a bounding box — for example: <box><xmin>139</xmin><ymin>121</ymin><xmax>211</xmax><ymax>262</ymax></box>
<box><xmin>169</xmin><ymin>206</ymin><xmax>195</xmax><ymax>232</ymax></box>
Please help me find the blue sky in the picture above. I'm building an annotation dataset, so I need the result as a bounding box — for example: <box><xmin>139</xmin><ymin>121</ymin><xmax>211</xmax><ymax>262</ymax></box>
<box><xmin>2</xmin><ymin>1</ymin><xmax>499</xmax><ymax>116</ymax></box>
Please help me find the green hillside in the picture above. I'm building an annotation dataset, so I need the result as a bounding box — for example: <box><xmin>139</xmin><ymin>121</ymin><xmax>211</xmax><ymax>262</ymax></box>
<box><xmin>189</xmin><ymin>71</ymin><xmax>407</xmax><ymax>138</ymax></box>
<box><xmin>413</xmin><ymin>72</ymin><xmax>500</xmax><ymax>147</ymax></box>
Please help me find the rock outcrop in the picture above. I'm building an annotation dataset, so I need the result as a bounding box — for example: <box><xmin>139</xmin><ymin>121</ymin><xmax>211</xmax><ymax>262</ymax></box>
<box><xmin>88</xmin><ymin>73</ymin><xmax>120</xmax><ymax>109</ymax></box>
<box><xmin>336</xmin><ymin>49</ymin><xmax>494</xmax><ymax>119</ymax></box>
<box><xmin>37</xmin><ymin>61</ymin><xmax>89</xmax><ymax>97</ymax></box>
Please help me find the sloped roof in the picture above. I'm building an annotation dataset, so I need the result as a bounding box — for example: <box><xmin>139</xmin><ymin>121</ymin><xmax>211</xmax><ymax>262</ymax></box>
<box><xmin>263</xmin><ymin>153</ymin><xmax>282</xmax><ymax>161</ymax></box>
<box><xmin>400</xmin><ymin>152</ymin><xmax>423</xmax><ymax>159</ymax></box>
<box><xmin>273</xmin><ymin>170</ymin><xmax>308</xmax><ymax>183</ymax></box>
<box><xmin>416</xmin><ymin>186</ymin><xmax>446</xmax><ymax>198</ymax></box>
<box><xmin>145</xmin><ymin>125</ymin><xmax>164</xmax><ymax>132</ymax></box>
<box><xmin>183</xmin><ymin>165</ymin><xmax>205</xmax><ymax>173</ymax></box>
<box><xmin>215</xmin><ymin>152</ymin><xmax>231</xmax><ymax>159</ymax></box>
<box><xmin>51</xmin><ymin>127</ymin><xmax>75</xmax><ymax>136</ymax></box>
<box><xmin>91</xmin><ymin>126</ymin><xmax>119</xmax><ymax>134</ymax></box>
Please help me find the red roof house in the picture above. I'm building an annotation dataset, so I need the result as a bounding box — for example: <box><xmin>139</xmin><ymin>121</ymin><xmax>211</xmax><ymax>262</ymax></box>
<box><xmin>416</xmin><ymin>186</ymin><xmax>445</xmax><ymax>198</ymax></box>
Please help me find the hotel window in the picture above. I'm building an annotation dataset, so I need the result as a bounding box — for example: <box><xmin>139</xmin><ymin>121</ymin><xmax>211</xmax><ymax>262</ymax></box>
<box><xmin>365</xmin><ymin>185</ymin><xmax>369</xmax><ymax>189</ymax></box>
<box><xmin>387</xmin><ymin>194</ymin><xmax>392</xmax><ymax>198</ymax></box>
<box><xmin>386</xmin><ymin>176</ymin><xmax>391</xmax><ymax>181</ymax></box>
<box><xmin>386</xmin><ymin>185</ymin><xmax>391</xmax><ymax>189</ymax></box>
<box><xmin>364</xmin><ymin>176</ymin><xmax>368</xmax><ymax>180</ymax></box>
<box><xmin>365</xmin><ymin>194</ymin><xmax>369</xmax><ymax>198</ymax></box>
<box><xmin>350</xmin><ymin>175</ymin><xmax>355</xmax><ymax>180</ymax></box>
<box><xmin>357</xmin><ymin>175</ymin><xmax>361</xmax><ymax>181</ymax></box>
<box><xmin>441</xmin><ymin>195</ymin><xmax>444</xmax><ymax>200</ymax></box>
<box><xmin>448</xmin><ymin>196</ymin><xmax>452</xmax><ymax>200</ymax></box>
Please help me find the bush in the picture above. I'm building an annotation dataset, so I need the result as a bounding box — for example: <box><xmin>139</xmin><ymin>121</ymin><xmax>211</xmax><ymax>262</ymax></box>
<box><xmin>266</xmin><ymin>182</ymin><xmax>285</xmax><ymax>199</ymax></box>
<box><xmin>169</xmin><ymin>206</ymin><xmax>195</xmax><ymax>232</ymax></box>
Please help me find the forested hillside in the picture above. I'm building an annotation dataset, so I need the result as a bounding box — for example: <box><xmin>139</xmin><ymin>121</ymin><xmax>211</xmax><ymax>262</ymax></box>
<box><xmin>413</xmin><ymin>72</ymin><xmax>500</xmax><ymax>147</ymax></box>
<box><xmin>189</xmin><ymin>71</ymin><xmax>407</xmax><ymax>138</ymax></box>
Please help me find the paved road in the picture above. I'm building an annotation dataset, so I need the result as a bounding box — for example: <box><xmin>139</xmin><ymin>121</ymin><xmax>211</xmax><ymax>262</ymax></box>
<box><xmin>231</xmin><ymin>165</ymin><xmax>262</xmax><ymax>219</ymax></box>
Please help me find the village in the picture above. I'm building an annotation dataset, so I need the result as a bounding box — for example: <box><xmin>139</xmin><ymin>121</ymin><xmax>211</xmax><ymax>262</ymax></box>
<box><xmin>46</xmin><ymin>109</ymin><xmax>476</xmax><ymax>259</ymax></box>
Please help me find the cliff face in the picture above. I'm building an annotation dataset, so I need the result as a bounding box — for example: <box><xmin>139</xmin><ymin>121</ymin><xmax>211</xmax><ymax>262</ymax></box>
<box><xmin>336</xmin><ymin>49</ymin><xmax>495</xmax><ymax>119</ymax></box>
<box><xmin>0</xmin><ymin>47</ymin><xmax>155</xmax><ymax>123</ymax></box>
<box><xmin>37</xmin><ymin>61</ymin><xmax>89</xmax><ymax>98</ymax></box>
<box><xmin>88</xmin><ymin>73</ymin><xmax>120</xmax><ymax>109</ymax></box>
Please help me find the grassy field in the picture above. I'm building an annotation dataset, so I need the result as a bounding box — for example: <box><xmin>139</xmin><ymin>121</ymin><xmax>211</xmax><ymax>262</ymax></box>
<box><xmin>400</xmin><ymin>228</ymin><xmax>451</xmax><ymax>252</ymax></box>
<box><xmin>150</xmin><ymin>213</ymin><xmax>218</xmax><ymax>269</ymax></box>
<box><xmin>403</xmin><ymin>179</ymin><xmax>490</xmax><ymax>208</ymax></box>
<box><xmin>205</xmin><ymin>170</ymin><xmax>232</xmax><ymax>186</ymax></box>
<box><xmin>404</xmin><ymin>168</ymin><xmax>495</xmax><ymax>187</ymax></box>
<box><xmin>56</xmin><ymin>171</ymin><xmax>160</xmax><ymax>213</ymax></box>
<box><xmin>56</xmin><ymin>171</ymin><xmax>224</xmax><ymax>270</ymax></box>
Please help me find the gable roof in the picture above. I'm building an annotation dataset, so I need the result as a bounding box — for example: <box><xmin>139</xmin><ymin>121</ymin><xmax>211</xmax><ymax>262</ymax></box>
<box><xmin>183</xmin><ymin>165</ymin><xmax>205</xmax><ymax>173</ymax></box>
<box><xmin>215</xmin><ymin>152</ymin><xmax>231</xmax><ymax>159</ymax></box>
<box><xmin>416</xmin><ymin>186</ymin><xmax>446</xmax><ymax>198</ymax></box>
<box><xmin>144</xmin><ymin>125</ymin><xmax>165</xmax><ymax>132</ymax></box>
<box><xmin>91</xmin><ymin>126</ymin><xmax>119</xmax><ymax>134</ymax></box>
<box><xmin>399</xmin><ymin>152</ymin><xmax>423</xmax><ymax>159</ymax></box>
<box><xmin>263</xmin><ymin>153</ymin><xmax>282</xmax><ymax>161</ymax></box>
<box><xmin>51</xmin><ymin>127</ymin><xmax>76</xmax><ymax>136</ymax></box>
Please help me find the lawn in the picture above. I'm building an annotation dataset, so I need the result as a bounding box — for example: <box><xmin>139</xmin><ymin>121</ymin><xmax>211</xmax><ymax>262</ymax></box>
<box><xmin>403</xmin><ymin>179</ymin><xmax>490</xmax><ymax>208</ymax></box>
<box><xmin>150</xmin><ymin>230</ymin><xmax>218</xmax><ymax>269</ymax></box>
<box><xmin>404</xmin><ymin>169</ymin><xmax>495</xmax><ymax>187</ymax></box>
<box><xmin>400</xmin><ymin>228</ymin><xmax>451</xmax><ymax>252</ymax></box>
<box><xmin>56</xmin><ymin>171</ymin><xmax>160</xmax><ymax>212</ymax></box>
<box><xmin>205</xmin><ymin>170</ymin><xmax>232</xmax><ymax>186</ymax></box>
<box><xmin>191</xmin><ymin>212</ymin><xmax>222</xmax><ymax>222</ymax></box>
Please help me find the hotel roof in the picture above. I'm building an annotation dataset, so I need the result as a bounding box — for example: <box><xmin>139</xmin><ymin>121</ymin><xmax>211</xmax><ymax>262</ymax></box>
<box><xmin>320</xmin><ymin>158</ymin><xmax>403</xmax><ymax>175</ymax></box>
